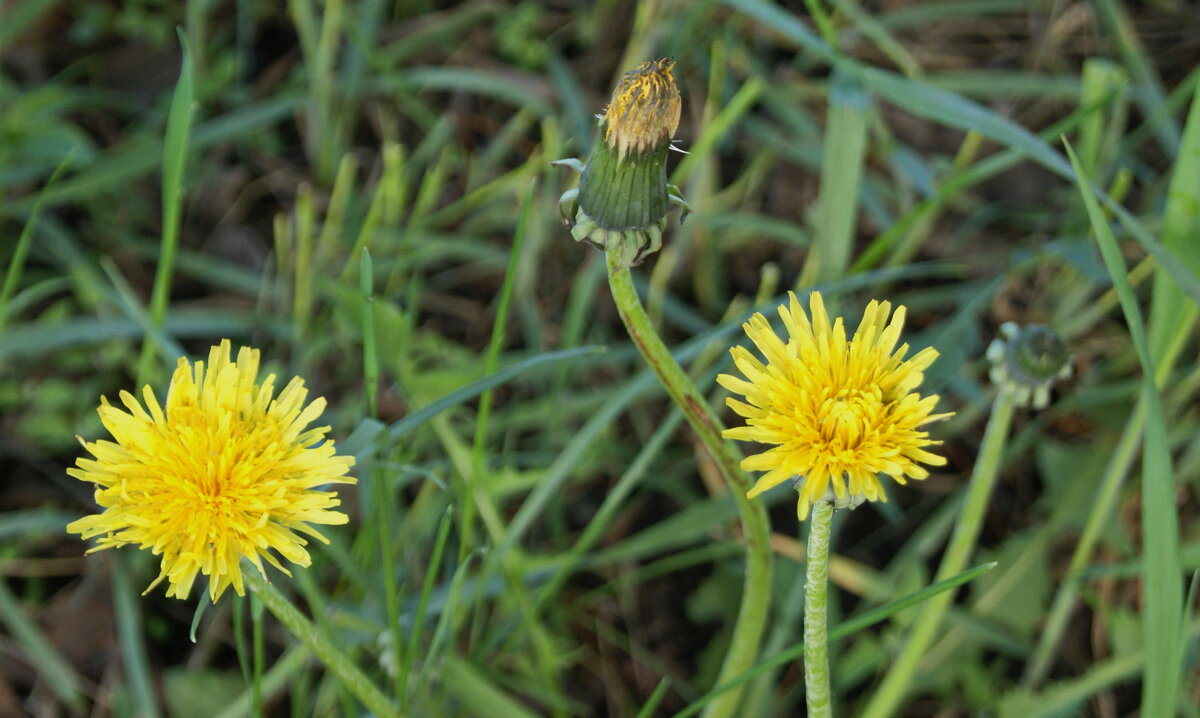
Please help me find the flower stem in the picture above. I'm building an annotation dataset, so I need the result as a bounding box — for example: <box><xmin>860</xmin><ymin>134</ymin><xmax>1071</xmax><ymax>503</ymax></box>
<box><xmin>859</xmin><ymin>388</ymin><xmax>1017</xmax><ymax>718</ymax></box>
<box><xmin>804</xmin><ymin>500</ymin><xmax>835</xmax><ymax>718</ymax></box>
<box><xmin>244</xmin><ymin>570</ymin><xmax>401</xmax><ymax>718</ymax></box>
<box><xmin>605</xmin><ymin>248</ymin><xmax>772</xmax><ymax>718</ymax></box>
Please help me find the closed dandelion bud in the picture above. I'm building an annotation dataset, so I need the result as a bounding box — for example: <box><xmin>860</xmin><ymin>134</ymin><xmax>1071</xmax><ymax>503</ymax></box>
<box><xmin>554</xmin><ymin>58</ymin><xmax>691</xmax><ymax>267</ymax></box>
<box><xmin>986</xmin><ymin>322</ymin><xmax>1072</xmax><ymax>409</ymax></box>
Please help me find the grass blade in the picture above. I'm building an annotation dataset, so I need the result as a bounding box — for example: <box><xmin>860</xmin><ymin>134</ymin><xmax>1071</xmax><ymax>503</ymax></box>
<box><xmin>440</xmin><ymin>655</ymin><xmax>540</xmax><ymax>718</ymax></box>
<box><xmin>635</xmin><ymin>677</ymin><xmax>673</xmax><ymax>718</ymax></box>
<box><xmin>1065</xmin><ymin>138</ymin><xmax>1184</xmax><ymax>717</ymax></box>
<box><xmin>0</xmin><ymin>152</ymin><xmax>73</xmax><ymax>333</ymax></box>
<box><xmin>799</xmin><ymin>68</ymin><xmax>869</xmax><ymax>286</ymax></box>
<box><xmin>722</xmin><ymin>0</ymin><xmax>1200</xmax><ymax>309</ymax></box>
<box><xmin>1146</xmin><ymin>83</ymin><xmax>1200</xmax><ymax>381</ymax></box>
<box><xmin>136</xmin><ymin>33</ymin><xmax>196</xmax><ymax>383</ymax></box>
<box><xmin>669</xmin><ymin>562</ymin><xmax>998</xmax><ymax>718</ymax></box>
<box><xmin>113</xmin><ymin>555</ymin><xmax>162</xmax><ymax>717</ymax></box>
<box><xmin>0</xmin><ymin>577</ymin><xmax>87</xmax><ymax>711</ymax></box>
<box><xmin>341</xmin><ymin>345</ymin><xmax>606</xmax><ymax>457</ymax></box>
<box><xmin>461</xmin><ymin>179</ymin><xmax>537</xmax><ymax>554</ymax></box>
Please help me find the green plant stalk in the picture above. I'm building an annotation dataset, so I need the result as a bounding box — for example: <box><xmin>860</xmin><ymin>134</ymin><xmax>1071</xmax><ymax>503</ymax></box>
<box><xmin>136</xmin><ymin>36</ymin><xmax>194</xmax><ymax>384</ymax></box>
<box><xmin>462</xmin><ymin>180</ymin><xmax>534</xmax><ymax>562</ymax></box>
<box><xmin>373</xmin><ymin>460</ymin><xmax>404</xmax><ymax>706</ymax></box>
<box><xmin>860</xmin><ymin>388</ymin><xmax>1017</xmax><ymax>718</ymax></box>
<box><xmin>184</xmin><ymin>0</ymin><xmax>208</xmax><ymax>82</ymax></box>
<box><xmin>251</xmin><ymin>594</ymin><xmax>265</xmax><ymax>717</ymax></box>
<box><xmin>683</xmin><ymin>41</ymin><xmax>725</xmax><ymax>311</ymax></box>
<box><xmin>0</xmin><ymin>152</ymin><xmax>73</xmax><ymax>334</ymax></box>
<box><xmin>292</xmin><ymin>187</ymin><xmax>315</xmax><ymax>346</ymax></box>
<box><xmin>311</xmin><ymin>0</ymin><xmax>344</xmax><ymax>182</ymax></box>
<box><xmin>361</xmin><ymin>249</ymin><xmax>380</xmax><ymax>419</ymax></box>
<box><xmin>113</xmin><ymin>553</ymin><xmax>162</xmax><ymax>718</ymax></box>
<box><xmin>244</xmin><ymin>570</ymin><xmax>401</xmax><ymax>718</ymax></box>
<box><xmin>233</xmin><ymin>593</ymin><xmax>251</xmax><ymax>688</ymax></box>
<box><xmin>669</xmin><ymin>562</ymin><xmax>999</xmax><ymax>718</ymax></box>
<box><xmin>401</xmin><ymin>507</ymin><xmax>453</xmax><ymax>708</ymax></box>
<box><xmin>361</xmin><ymin>248</ymin><xmax>403</xmax><ymax>702</ymax></box>
<box><xmin>1092</xmin><ymin>0</ymin><xmax>1179</xmax><ymax>155</ymax></box>
<box><xmin>535</xmin><ymin>410</ymin><xmax>686</xmax><ymax>609</ymax></box>
<box><xmin>318</xmin><ymin>154</ymin><xmax>357</xmax><ymax>268</ymax></box>
<box><xmin>0</xmin><ymin>576</ymin><xmax>86</xmax><ymax>711</ymax></box>
<box><xmin>1023</xmin><ymin>396</ymin><xmax>1144</xmax><ymax>686</ymax></box>
<box><xmin>1067</xmin><ymin>139</ymin><xmax>1184</xmax><ymax>718</ymax></box>
<box><xmin>606</xmin><ymin>248</ymin><xmax>772</xmax><ymax>718</ymax></box>
<box><xmin>798</xmin><ymin>68</ymin><xmax>868</xmax><ymax>288</ymax></box>
<box><xmin>214</xmin><ymin>645</ymin><xmax>310</xmax><ymax>718</ymax></box>
<box><xmin>804</xmin><ymin>501</ymin><xmax>835</xmax><ymax>718</ymax></box>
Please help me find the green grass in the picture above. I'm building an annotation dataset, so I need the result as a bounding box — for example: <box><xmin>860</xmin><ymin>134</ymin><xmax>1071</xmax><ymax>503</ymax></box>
<box><xmin>1</xmin><ymin>1</ymin><xmax>1197</xmax><ymax>716</ymax></box>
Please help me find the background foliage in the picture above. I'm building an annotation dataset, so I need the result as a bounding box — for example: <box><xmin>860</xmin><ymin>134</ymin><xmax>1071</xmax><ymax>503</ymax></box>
<box><xmin>1</xmin><ymin>0</ymin><xmax>1198</xmax><ymax>715</ymax></box>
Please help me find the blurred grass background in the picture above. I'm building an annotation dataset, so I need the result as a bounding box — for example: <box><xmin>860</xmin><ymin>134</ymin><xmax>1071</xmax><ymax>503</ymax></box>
<box><xmin>1</xmin><ymin>0</ymin><xmax>1198</xmax><ymax>716</ymax></box>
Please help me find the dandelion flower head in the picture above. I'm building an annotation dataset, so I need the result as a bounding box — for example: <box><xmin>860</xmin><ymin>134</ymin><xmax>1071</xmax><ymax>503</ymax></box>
<box><xmin>718</xmin><ymin>292</ymin><xmax>951</xmax><ymax>519</ymax></box>
<box><xmin>67</xmin><ymin>340</ymin><xmax>356</xmax><ymax>602</ymax></box>
<box><xmin>602</xmin><ymin>57</ymin><xmax>681</xmax><ymax>160</ymax></box>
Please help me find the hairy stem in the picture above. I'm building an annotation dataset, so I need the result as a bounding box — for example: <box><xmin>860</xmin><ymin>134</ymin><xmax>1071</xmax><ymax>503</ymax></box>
<box><xmin>606</xmin><ymin>248</ymin><xmax>772</xmax><ymax>718</ymax></box>
<box><xmin>804</xmin><ymin>500</ymin><xmax>835</xmax><ymax>718</ymax></box>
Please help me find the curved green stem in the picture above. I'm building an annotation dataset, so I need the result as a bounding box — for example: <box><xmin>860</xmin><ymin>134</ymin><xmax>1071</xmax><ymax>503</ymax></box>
<box><xmin>606</xmin><ymin>249</ymin><xmax>772</xmax><ymax>718</ymax></box>
<box><xmin>859</xmin><ymin>389</ymin><xmax>1017</xmax><ymax>718</ymax></box>
<box><xmin>244</xmin><ymin>570</ymin><xmax>401</xmax><ymax>718</ymax></box>
<box><xmin>804</xmin><ymin>501</ymin><xmax>835</xmax><ymax>718</ymax></box>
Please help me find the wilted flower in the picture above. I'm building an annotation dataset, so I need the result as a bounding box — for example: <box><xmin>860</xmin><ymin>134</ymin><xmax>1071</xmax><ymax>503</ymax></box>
<box><xmin>986</xmin><ymin>322</ymin><xmax>1072</xmax><ymax>409</ymax></box>
<box><xmin>67</xmin><ymin>340</ymin><xmax>356</xmax><ymax>602</ymax></box>
<box><xmin>554</xmin><ymin>58</ymin><xmax>691</xmax><ymax>266</ymax></box>
<box><xmin>719</xmin><ymin>292</ymin><xmax>952</xmax><ymax>519</ymax></box>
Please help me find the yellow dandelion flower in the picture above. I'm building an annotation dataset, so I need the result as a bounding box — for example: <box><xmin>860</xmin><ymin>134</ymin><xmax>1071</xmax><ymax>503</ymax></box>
<box><xmin>67</xmin><ymin>340</ymin><xmax>356</xmax><ymax>602</ymax></box>
<box><xmin>718</xmin><ymin>292</ymin><xmax>951</xmax><ymax>519</ymax></box>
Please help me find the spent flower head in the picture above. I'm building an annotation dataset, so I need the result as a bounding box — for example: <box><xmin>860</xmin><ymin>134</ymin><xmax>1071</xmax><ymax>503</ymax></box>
<box><xmin>719</xmin><ymin>292</ymin><xmax>952</xmax><ymax>519</ymax></box>
<box><xmin>602</xmin><ymin>57</ymin><xmax>682</xmax><ymax>160</ymax></box>
<box><xmin>986</xmin><ymin>322</ymin><xmax>1072</xmax><ymax>409</ymax></box>
<box><xmin>554</xmin><ymin>58</ymin><xmax>691</xmax><ymax>266</ymax></box>
<box><xmin>67</xmin><ymin>340</ymin><xmax>356</xmax><ymax>602</ymax></box>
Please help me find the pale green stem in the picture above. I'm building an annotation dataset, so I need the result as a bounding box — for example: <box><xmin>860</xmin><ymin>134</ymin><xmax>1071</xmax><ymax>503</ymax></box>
<box><xmin>251</xmin><ymin>594</ymin><xmax>265</xmax><ymax>717</ymax></box>
<box><xmin>859</xmin><ymin>389</ymin><xmax>1017</xmax><ymax>718</ymax></box>
<box><xmin>804</xmin><ymin>501</ymin><xmax>835</xmax><ymax>718</ymax></box>
<box><xmin>606</xmin><ymin>248</ymin><xmax>772</xmax><ymax>718</ymax></box>
<box><xmin>1023</xmin><ymin>396</ymin><xmax>1144</xmax><ymax>686</ymax></box>
<box><xmin>244</xmin><ymin>570</ymin><xmax>401</xmax><ymax>718</ymax></box>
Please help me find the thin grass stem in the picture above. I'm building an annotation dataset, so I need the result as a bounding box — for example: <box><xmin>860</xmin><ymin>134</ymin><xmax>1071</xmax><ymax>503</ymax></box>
<box><xmin>251</xmin><ymin>593</ymin><xmax>265</xmax><ymax>717</ymax></box>
<box><xmin>244</xmin><ymin>569</ymin><xmax>401</xmax><ymax>718</ymax></box>
<box><xmin>859</xmin><ymin>388</ymin><xmax>1017</xmax><ymax>718</ymax></box>
<box><xmin>137</xmin><ymin>35</ymin><xmax>194</xmax><ymax>384</ymax></box>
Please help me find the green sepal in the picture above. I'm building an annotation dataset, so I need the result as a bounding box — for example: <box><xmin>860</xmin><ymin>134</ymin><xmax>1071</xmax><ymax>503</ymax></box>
<box><xmin>577</xmin><ymin>138</ymin><xmax>670</xmax><ymax>230</ymax></box>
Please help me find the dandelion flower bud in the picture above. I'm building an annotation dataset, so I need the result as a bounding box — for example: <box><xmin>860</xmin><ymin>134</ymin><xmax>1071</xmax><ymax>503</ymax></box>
<box><xmin>554</xmin><ymin>58</ymin><xmax>691</xmax><ymax>266</ymax></box>
<box><xmin>986</xmin><ymin>322</ymin><xmax>1072</xmax><ymax>409</ymax></box>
